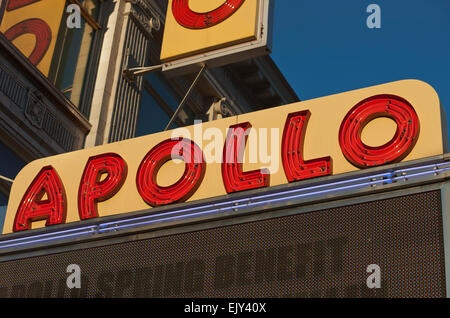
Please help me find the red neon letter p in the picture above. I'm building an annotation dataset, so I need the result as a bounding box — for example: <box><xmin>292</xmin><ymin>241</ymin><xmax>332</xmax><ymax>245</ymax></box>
<box><xmin>78</xmin><ymin>153</ymin><xmax>127</xmax><ymax>220</ymax></box>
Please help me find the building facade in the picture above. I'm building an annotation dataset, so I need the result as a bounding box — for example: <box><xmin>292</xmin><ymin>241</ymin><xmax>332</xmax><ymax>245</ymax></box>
<box><xmin>0</xmin><ymin>1</ymin><xmax>450</xmax><ymax>299</ymax></box>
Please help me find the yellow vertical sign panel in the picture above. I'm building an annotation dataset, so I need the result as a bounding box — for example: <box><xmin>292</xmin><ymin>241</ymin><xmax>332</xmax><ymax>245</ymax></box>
<box><xmin>161</xmin><ymin>0</ymin><xmax>260</xmax><ymax>61</ymax></box>
<box><xmin>0</xmin><ymin>0</ymin><xmax>66</xmax><ymax>76</ymax></box>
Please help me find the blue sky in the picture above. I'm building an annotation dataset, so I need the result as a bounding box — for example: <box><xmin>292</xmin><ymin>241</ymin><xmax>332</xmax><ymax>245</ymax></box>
<box><xmin>271</xmin><ymin>0</ymin><xmax>450</xmax><ymax>139</ymax></box>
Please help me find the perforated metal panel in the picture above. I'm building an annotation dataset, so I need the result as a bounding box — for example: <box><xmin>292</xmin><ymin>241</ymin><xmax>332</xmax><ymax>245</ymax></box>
<box><xmin>0</xmin><ymin>191</ymin><xmax>445</xmax><ymax>298</ymax></box>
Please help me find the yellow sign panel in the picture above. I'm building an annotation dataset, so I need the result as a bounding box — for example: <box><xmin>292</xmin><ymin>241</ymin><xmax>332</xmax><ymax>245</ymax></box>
<box><xmin>161</xmin><ymin>0</ymin><xmax>260</xmax><ymax>61</ymax></box>
<box><xmin>2</xmin><ymin>80</ymin><xmax>446</xmax><ymax>234</ymax></box>
<box><xmin>0</xmin><ymin>0</ymin><xmax>66</xmax><ymax>75</ymax></box>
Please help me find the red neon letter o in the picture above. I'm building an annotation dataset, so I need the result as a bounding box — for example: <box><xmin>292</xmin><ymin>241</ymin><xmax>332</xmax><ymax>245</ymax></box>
<box><xmin>136</xmin><ymin>138</ymin><xmax>206</xmax><ymax>207</ymax></box>
<box><xmin>339</xmin><ymin>95</ymin><xmax>420</xmax><ymax>168</ymax></box>
<box><xmin>172</xmin><ymin>0</ymin><xmax>245</xmax><ymax>29</ymax></box>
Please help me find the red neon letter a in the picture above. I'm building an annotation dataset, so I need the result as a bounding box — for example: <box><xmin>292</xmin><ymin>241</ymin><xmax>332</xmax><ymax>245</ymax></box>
<box><xmin>13</xmin><ymin>166</ymin><xmax>66</xmax><ymax>232</ymax></box>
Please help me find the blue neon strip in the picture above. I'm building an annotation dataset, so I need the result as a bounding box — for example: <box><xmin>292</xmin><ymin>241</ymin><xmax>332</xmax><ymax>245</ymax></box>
<box><xmin>0</xmin><ymin>162</ymin><xmax>449</xmax><ymax>250</ymax></box>
<box><xmin>0</xmin><ymin>225</ymin><xmax>98</xmax><ymax>245</ymax></box>
<box><xmin>97</xmin><ymin>180</ymin><xmax>383</xmax><ymax>234</ymax></box>
<box><xmin>393</xmin><ymin>167</ymin><xmax>449</xmax><ymax>181</ymax></box>
<box><xmin>98</xmin><ymin>203</ymin><xmax>251</xmax><ymax>234</ymax></box>
<box><xmin>98</xmin><ymin>171</ymin><xmax>393</xmax><ymax>229</ymax></box>
<box><xmin>395</xmin><ymin>162</ymin><xmax>450</xmax><ymax>174</ymax></box>
<box><xmin>96</xmin><ymin>162</ymin><xmax>450</xmax><ymax>230</ymax></box>
<box><xmin>0</xmin><ymin>229</ymin><xmax>96</xmax><ymax>249</ymax></box>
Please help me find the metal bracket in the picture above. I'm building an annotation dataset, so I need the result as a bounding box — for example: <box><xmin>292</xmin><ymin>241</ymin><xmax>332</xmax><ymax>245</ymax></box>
<box><xmin>122</xmin><ymin>64</ymin><xmax>163</xmax><ymax>82</ymax></box>
<box><xmin>122</xmin><ymin>62</ymin><xmax>207</xmax><ymax>131</ymax></box>
<box><xmin>164</xmin><ymin>63</ymin><xmax>206</xmax><ymax>131</ymax></box>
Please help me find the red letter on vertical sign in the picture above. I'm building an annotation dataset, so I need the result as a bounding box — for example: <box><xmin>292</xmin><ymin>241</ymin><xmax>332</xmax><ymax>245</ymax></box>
<box><xmin>172</xmin><ymin>0</ymin><xmax>245</xmax><ymax>29</ymax></box>
<box><xmin>282</xmin><ymin>111</ymin><xmax>332</xmax><ymax>182</ymax></box>
<box><xmin>339</xmin><ymin>95</ymin><xmax>420</xmax><ymax>168</ymax></box>
<box><xmin>7</xmin><ymin>0</ymin><xmax>41</xmax><ymax>11</ymax></box>
<box><xmin>13</xmin><ymin>166</ymin><xmax>66</xmax><ymax>232</ymax></box>
<box><xmin>4</xmin><ymin>18</ymin><xmax>51</xmax><ymax>65</ymax></box>
<box><xmin>78</xmin><ymin>153</ymin><xmax>127</xmax><ymax>220</ymax></box>
<box><xmin>137</xmin><ymin>138</ymin><xmax>206</xmax><ymax>207</ymax></box>
<box><xmin>222</xmin><ymin>122</ymin><xmax>270</xmax><ymax>193</ymax></box>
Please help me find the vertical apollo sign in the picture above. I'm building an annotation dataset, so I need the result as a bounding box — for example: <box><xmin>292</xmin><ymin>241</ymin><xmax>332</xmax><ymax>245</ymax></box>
<box><xmin>0</xmin><ymin>0</ymin><xmax>66</xmax><ymax>76</ymax></box>
<box><xmin>161</xmin><ymin>0</ymin><xmax>272</xmax><ymax>75</ymax></box>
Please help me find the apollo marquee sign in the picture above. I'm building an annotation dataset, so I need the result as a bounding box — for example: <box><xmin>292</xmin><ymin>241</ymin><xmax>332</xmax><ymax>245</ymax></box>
<box><xmin>2</xmin><ymin>80</ymin><xmax>446</xmax><ymax>234</ymax></box>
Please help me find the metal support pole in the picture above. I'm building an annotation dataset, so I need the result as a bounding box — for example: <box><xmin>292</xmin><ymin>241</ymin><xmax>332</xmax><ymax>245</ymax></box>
<box><xmin>0</xmin><ymin>175</ymin><xmax>13</xmax><ymax>183</ymax></box>
<box><xmin>122</xmin><ymin>64</ymin><xmax>163</xmax><ymax>82</ymax></box>
<box><xmin>164</xmin><ymin>64</ymin><xmax>206</xmax><ymax>131</ymax></box>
